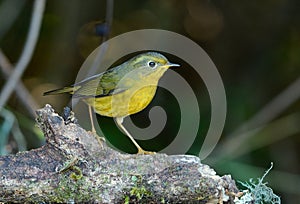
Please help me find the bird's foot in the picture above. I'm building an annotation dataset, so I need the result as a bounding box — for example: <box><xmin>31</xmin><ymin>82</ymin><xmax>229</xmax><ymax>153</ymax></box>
<box><xmin>137</xmin><ymin>148</ymin><xmax>156</xmax><ymax>155</ymax></box>
<box><xmin>89</xmin><ymin>130</ymin><xmax>106</xmax><ymax>149</ymax></box>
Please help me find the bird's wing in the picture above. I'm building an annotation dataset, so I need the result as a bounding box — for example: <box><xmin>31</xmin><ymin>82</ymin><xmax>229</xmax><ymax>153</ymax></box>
<box><xmin>71</xmin><ymin>69</ymin><xmax>129</xmax><ymax>98</ymax></box>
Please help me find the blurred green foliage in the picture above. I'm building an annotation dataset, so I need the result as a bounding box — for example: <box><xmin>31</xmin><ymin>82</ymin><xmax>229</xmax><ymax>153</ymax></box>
<box><xmin>0</xmin><ymin>0</ymin><xmax>299</xmax><ymax>202</ymax></box>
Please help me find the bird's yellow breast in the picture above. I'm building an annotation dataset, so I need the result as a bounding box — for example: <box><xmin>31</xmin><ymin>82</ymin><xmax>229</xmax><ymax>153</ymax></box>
<box><xmin>83</xmin><ymin>67</ymin><xmax>168</xmax><ymax>118</ymax></box>
<box><xmin>84</xmin><ymin>85</ymin><xmax>157</xmax><ymax>117</ymax></box>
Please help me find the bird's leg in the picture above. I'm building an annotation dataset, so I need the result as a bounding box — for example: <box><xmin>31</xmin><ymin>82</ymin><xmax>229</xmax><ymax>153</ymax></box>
<box><xmin>88</xmin><ymin>105</ymin><xmax>96</xmax><ymax>133</ymax></box>
<box><xmin>115</xmin><ymin>117</ymin><xmax>155</xmax><ymax>155</ymax></box>
<box><xmin>88</xmin><ymin>105</ymin><xmax>105</xmax><ymax>147</ymax></box>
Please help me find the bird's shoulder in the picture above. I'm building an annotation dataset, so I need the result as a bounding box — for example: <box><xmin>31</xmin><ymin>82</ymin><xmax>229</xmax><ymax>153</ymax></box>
<box><xmin>72</xmin><ymin>66</ymin><xmax>127</xmax><ymax>98</ymax></box>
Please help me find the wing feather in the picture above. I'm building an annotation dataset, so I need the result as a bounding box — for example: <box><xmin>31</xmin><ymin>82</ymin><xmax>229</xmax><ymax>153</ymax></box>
<box><xmin>72</xmin><ymin>67</ymin><xmax>129</xmax><ymax>98</ymax></box>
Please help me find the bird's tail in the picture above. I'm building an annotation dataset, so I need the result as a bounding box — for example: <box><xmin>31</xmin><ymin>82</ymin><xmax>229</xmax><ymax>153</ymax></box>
<box><xmin>43</xmin><ymin>86</ymin><xmax>76</xmax><ymax>96</ymax></box>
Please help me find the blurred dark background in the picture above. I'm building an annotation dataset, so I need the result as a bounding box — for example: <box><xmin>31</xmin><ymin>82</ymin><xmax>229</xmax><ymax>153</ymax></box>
<box><xmin>0</xmin><ymin>0</ymin><xmax>299</xmax><ymax>203</ymax></box>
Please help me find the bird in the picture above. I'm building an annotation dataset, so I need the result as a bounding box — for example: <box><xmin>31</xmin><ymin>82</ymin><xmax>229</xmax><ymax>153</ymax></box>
<box><xmin>44</xmin><ymin>52</ymin><xmax>180</xmax><ymax>154</ymax></box>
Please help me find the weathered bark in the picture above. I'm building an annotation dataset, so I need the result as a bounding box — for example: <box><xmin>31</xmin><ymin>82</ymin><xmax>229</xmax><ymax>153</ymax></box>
<box><xmin>0</xmin><ymin>104</ymin><xmax>238</xmax><ymax>203</ymax></box>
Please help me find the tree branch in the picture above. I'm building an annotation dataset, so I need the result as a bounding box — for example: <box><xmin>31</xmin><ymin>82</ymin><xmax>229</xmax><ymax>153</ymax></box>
<box><xmin>0</xmin><ymin>105</ymin><xmax>238</xmax><ymax>203</ymax></box>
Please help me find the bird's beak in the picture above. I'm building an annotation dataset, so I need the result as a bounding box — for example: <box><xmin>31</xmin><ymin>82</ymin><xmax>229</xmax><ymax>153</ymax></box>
<box><xmin>163</xmin><ymin>63</ymin><xmax>180</xmax><ymax>68</ymax></box>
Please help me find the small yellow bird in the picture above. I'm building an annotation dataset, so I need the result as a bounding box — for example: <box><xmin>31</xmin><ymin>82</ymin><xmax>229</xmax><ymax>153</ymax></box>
<box><xmin>44</xmin><ymin>52</ymin><xmax>179</xmax><ymax>154</ymax></box>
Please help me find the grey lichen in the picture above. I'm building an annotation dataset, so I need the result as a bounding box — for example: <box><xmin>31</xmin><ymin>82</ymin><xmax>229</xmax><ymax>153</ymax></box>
<box><xmin>236</xmin><ymin>163</ymin><xmax>281</xmax><ymax>204</ymax></box>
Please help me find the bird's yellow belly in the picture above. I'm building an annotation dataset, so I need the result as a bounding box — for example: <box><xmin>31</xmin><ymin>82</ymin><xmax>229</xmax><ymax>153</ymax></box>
<box><xmin>84</xmin><ymin>85</ymin><xmax>157</xmax><ymax>117</ymax></box>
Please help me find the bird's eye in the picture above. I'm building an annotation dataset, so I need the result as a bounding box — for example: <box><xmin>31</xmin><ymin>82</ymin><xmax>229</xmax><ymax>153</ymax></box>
<box><xmin>148</xmin><ymin>61</ymin><xmax>156</xmax><ymax>68</ymax></box>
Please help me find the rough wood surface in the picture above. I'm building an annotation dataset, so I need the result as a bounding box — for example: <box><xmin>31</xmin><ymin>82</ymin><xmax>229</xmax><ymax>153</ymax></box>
<box><xmin>0</xmin><ymin>104</ymin><xmax>238</xmax><ymax>203</ymax></box>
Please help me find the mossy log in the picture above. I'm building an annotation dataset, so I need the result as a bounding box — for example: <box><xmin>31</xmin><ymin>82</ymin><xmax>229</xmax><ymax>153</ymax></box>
<box><xmin>0</xmin><ymin>104</ymin><xmax>239</xmax><ymax>203</ymax></box>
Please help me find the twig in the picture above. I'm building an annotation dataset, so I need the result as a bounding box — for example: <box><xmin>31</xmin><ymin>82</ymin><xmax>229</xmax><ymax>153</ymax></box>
<box><xmin>231</xmin><ymin>76</ymin><xmax>300</xmax><ymax>135</ymax></box>
<box><xmin>216</xmin><ymin>77</ymin><xmax>300</xmax><ymax>159</ymax></box>
<box><xmin>219</xmin><ymin>112</ymin><xmax>300</xmax><ymax>159</ymax></box>
<box><xmin>0</xmin><ymin>49</ymin><xmax>39</xmax><ymax>118</ymax></box>
<box><xmin>0</xmin><ymin>108</ymin><xmax>14</xmax><ymax>155</ymax></box>
<box><xmin>104</xmin><ymin>0</ymin><xmax>114</xmax><ymax>39</ymax></box>
<box><xmin>0</xmin><ymin>108</ymin><xmax>27</xmax><ymax>155</ymax></box>
<box><xmin>85</xmin><ymin>0</ymin><xmax>114</xmax><ymax>77</ymax></box>
<box><xmin>71</xmin><ymin>0</ymin><xmax>114</xmax><ymax>108</ymax></box>
<box><xmin>0</xmin><ymin>0</ymin><xmax>45</xmax><ymax>111</ymax></box>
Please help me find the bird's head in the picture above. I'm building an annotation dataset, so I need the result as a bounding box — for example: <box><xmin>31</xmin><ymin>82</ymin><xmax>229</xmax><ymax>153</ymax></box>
<box><xmin>129</xmin><ymin>52</ymin><xmax>180</xmax><ymax>72</ymax></box>
<box><xmin>122</xmin><ymin>52</ymin><xmax>180</xmax><ymax>80</ymax></box>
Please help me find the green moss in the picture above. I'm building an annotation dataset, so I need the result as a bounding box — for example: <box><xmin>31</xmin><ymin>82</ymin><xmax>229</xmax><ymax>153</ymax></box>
<box><xmin>123</xmin><ymin>175</ymin><xmax>152</xmax><ymax>203</ymax></box>
<box><xmin>69</xmin><ymin>166</ymin><xmax>83</xmax><ymax>181</ymax></box>
<box><xmin>50</xmin><ymin>170</ymin><xmax>99</xmax><ymax>203</ymax></box>
<box><xmin>124</xmin><ymin>195</ymin><xmax>130</xmax><ymax>204</ymax></box>
<box><xmin>129</xmin><ymin>186</ymin><xmax>151</xmax><ymax>200</ymax></box>
<box><xmin>123</xmin><ymin>186</ymin><xmax>152</xmax><ymax>203</ymax></box>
